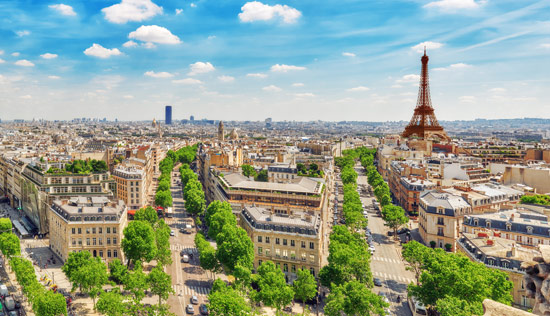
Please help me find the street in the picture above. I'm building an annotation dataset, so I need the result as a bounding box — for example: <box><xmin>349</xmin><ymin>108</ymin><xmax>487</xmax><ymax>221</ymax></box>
<box><xmin>165</xmin><ymin>168</ymin><xmax>213</xmax><ymax>316</ymax></box>
<box><xmin>356</xmin><ymin>165</ymin><xmax>415</xmax><ymax>316</ymax></box>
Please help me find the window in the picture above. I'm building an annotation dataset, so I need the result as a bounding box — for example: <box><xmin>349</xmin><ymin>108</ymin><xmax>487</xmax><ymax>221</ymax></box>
<box><xmin>113</xmin><ymin>227</ymin><xmax>117</xmax><ymax>234</ymax></box>
<box><xmin>113</xmin><ymin>237</ymin><xmax>117</xmax><ymax>245</ymax></box>
<box><xmin>309</xmin><ymin>254</ymin><xmax>314</xmax><ymax>262</ymax></box>
<box><xmin>291</xmin><ymin>265</ymin><xmax>296</xmax><ymax>273</ymax></box>
<box><xmin>310</xmin><ymin>267</ymin><xmax>315</xmax><ymax>276</ymax></box>
<box><xmin>302</xmin><ymin>253</ymin><xmax>307</xmax><ymax>261</ymax></box>
<box><xmin>291</xmin><ymin>240</ymin><xmax>295</xmax><ymax>247</ymax></box>
<box><xmin>283</xmin><ymin>250</ymin><xmax>288</xmax><ymax>259</ymax></box>
<box><xmin>99</xmin><ymin>227</ymin><xmax>102</xmax><ymax>234</ymax></box>
<box><xmin>437</xmin><ymin>217</ymin><xmax>444</xmax><ymax>225</ymax></box>
<box><xmin>78</xmin><ymin>228</ymin><xmax>82</xmax><ymax>234</ymax></box>
<box><xmin>107</xmin><ymin>238</ymin><xmax>111</xmax><ymax>245</ymax></box>
<box><xmin>290</xmin><ymin>251</ymin><xmax>296</xmax><ymax>260</ymax></box>
<box><xmin>86</xmin><ymin>228</ymin><xmax>90</xmax><ymax>234</ymax></box>
<box><xmin>107</xmin><ymin>250</ymin><xmax>111</xmax><ymax>258</ymax></box>
<box><xmin>265</xmin><ymin>249</ymin><xmax>270</xmax><ymax>256</ymax></box>
<box><xmin>92</xmin><ymin>228</ymin><xmax>96</xmax><ymax>234</ymax></box>
<box><xmin>114</xmin><ymin>250</ymin><xmax>118</xmax><ymax>258</ymax></box>
<box><xmin>78</xmin><ymin>238</ymin><xmax>82</xmax><ymax>245</ymax></box>
<box><xmin>72</xmin><ymin>228</ymin><xmax>76</xmax><ymax>234</ymax></box>
<box><xmin>527</xmin><ymin>226</ymin><xmax>533</xmax><ymax>234</ymax></box>
<box><xmin>275</xmin><ymin>249</ymin><xmax>280</xmax><ymax>258</ymax></box>
<box><xmin>72</xmin><ymin>239</ymin><xmax>76</xmax><ymax>246</ymax></box>
<box><xmin>283</xmin><ymin>264</ymin><xmax>288</xmax><ymax>272</ymax></box>
<box><xmin>107</xmin><ymin>227</ymin><xmax>111</xmax><ymax>234</ymax></box>
<box><xmin>258</xmin><ymin>260</ymin><xmax>263</xmax><ymax>266</ymax></box>
<box><xmin>276</xmin><ymin>238</ymin><xmax>280</xmax><ymax>245</ymax></box>
<box><xmin>265</xmin><ymin>236</ymin><xmax>270</xmax><ymax>243</ymax></box>
<box><xmin>283</xmin><ymin>239</ymin><xmax>287</xmax><ymax>246</ymax></box>
<box><xmin>92</xmin><ymin>238</ymin><xmax>97</xmax><ymax>246</ymax></box>
<box><xmin>258</xmin><ymin>247</ymin><xmax>263</xmax><ymax>255</ymax></box>
<box><xmin>99</xmin><ymin>250</ymin><xmax>103</xmax><ymax>258</ymax></box>
<box><xmin>86</xmin><ymin>238</ymin><xmax>90</xmax><ymax>246</ymax></box>
<box><xmin>301</xmin><ymin>241</ymin><xmax>306</xmax><ymax>248</ymax></box>
<box><xmin>258</xmin><ymin>236</ymin><xmax>262</xmax><ymax>243</ymax></box>
<box><xmin>309</xmin><ymin>242</ymin><xmax>314</xmax><ymax>250</ymax></box>
<box><xmin>438</xmin><ymin>227</ymin><xmax>444</xmax><ymax>236</ymax></box>
<box><xmin>486</xmin><ymin>221</ymin><xmax>491</xmax><ymax>228</ymax></box>
<box><xmin>99</xmin><ymin>238</ymin><xmax>103</xmax><ymax>245</ymax></box>
<box><xmin>506</xmin><ymin>223</ymin><xmax>511</xmax><ymax>231</ymax></box>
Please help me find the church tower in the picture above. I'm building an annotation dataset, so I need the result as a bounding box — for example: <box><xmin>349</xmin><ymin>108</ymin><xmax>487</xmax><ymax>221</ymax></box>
<box><xmin>218</xmin><ymin>121</ymin><xmax>224</xmax><ymax>141</ymax></box>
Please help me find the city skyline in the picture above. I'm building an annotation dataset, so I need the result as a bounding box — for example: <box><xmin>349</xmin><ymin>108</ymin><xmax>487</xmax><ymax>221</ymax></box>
<box><xmin>0</xmin><ymin>0</ymin><xmax>549</xmax><ymax>121</ymax></box>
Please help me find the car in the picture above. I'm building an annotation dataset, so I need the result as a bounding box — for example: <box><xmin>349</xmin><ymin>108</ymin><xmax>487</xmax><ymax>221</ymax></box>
<box><xmin>373</xmin><ymin>278</ymin><xmax>382</xmax><ymax>286</ymax></box>
<box><xmin>8</xmin><ymin>311</ymin><xmax>16</xmax><ymax>316</ymax></box>
<box><xmin>186</xmin><ymin>304</ymin><xmax>195</xmax><ymax>314</ymax></box>
<box><xmin>180</xmin><ymin>250</ymin><xmax>185</xmax><ymax>256</ymax></box>
<box><xmin>191</xmin><ymin>295</ymin><xmax>199</xmax><ymax>305</ymax></box>
<box><xmin>187</xmin><ymin>248</ymin><xmax>194</xmax><ymax>255</ymax></box>
<box><xmin>378</xmin><ymin>292</ymin><xmax>389</xmax><ymax>303</ymax></box>
<box><xmin>182</xmin><ymin>255</ymin><xmax>190</xmax><ymax>263</ymax></box>
<box><xmin>368</xmin><ymin>245</ymin><xmax>375</xmax><ymax>252</ymax></box>
<box><xmin>387</xmin><ymin>231</ymin><xmax>395</xmax><ymax>236</ymax></box>
<box><xmin>170</xmin><ymin>230</ymin><xmax>175</xmax><ymax>236</ymax></box>
<box><xmin>199</xmin><ymin>304</ymin><xmax>209</xmax><ymax>315</ymax></box>
<box><xmin>397</xmin><ymin>227</ymin><xmax>411</xmax><ymax>235</ymax></box>
<box><xmin>183</xmin><ymin>229</ymin><xmax>192</xmax><ymax>234</ymax></box>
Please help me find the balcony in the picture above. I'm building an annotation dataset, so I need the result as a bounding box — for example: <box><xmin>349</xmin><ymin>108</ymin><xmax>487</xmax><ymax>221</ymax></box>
<box><xmin>437</xmin><ymin>231</ymin><xmax>444</xmax><ymax>237</ymax></box>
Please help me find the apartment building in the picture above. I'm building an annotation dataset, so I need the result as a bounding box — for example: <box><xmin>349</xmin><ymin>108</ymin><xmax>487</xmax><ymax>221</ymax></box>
<box><xmin>268</xmin><ymin>163</ymin><xmax>298</xmax><ymax>183</ymax></box>
<box><xmin>49</xmin><ymin>196</ymin><xmax>127</xmax><ymax>263</ymax></box>
<box><xmin>418</xmin><ymin>190</ymin><xmax>473</xmax><ymax>251</ymax></box>
<box><xmin>239</xmin><ymin>206</ymin><xmax>322</xmax><ymax>279</ymax></box>
<box><xmin>457</xmin><ymin>232</ymin><xmax>536</xmax><ymax>310</ymax></box>
<box><xmin>112</xmin><ymin>163</ymin><xmax>148</xmax><ymax>210</ymax></box>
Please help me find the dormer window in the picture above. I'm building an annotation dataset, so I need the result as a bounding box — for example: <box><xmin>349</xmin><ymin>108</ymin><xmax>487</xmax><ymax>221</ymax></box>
<box><xmin>506</xmin><ymin>223</ymin><xmax>512</xmax><ymax>231</ymax></box>
<box><xmin>486</xmin><ymin>221</ymin><xmax>491</xmax><ymax>228</ymax></box>
<box><xmin>474</xmin><ymin>219</ymin><xmax>479</xmax><ymax>226</ymax></box>
<box><xmin>527</xmin><ymin>226</ymin><xmax>533</xmax><ymax>234</ymax></box>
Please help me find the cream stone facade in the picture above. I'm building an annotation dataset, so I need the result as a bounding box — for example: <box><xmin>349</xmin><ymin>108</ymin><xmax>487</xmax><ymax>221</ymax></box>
<box><xmin>49</xmin><ymin>196</ymin><xmax>127</xmax><ymax>264</ymax></box>
<box><xmin>112</xmin><ymin>160</ymin><xmax>150</xmax><ymax>210</ymax></box>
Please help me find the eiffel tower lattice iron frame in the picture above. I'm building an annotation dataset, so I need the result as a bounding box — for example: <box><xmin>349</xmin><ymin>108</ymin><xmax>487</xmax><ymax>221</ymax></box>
<box><xmin>401</xmin><ymin>48</ymin><xmax>450</xmax><ymax>142</ymax></box>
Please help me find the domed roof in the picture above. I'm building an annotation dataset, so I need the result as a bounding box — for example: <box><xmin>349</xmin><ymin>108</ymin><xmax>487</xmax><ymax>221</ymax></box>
<box><xmin>152</xmin><ymin>118</ymin><xmax>157</xmax><ymax>127</ymax></box>
<box><xmin>230</xmin><ymin>128</ymin><xmax>239</xmax><ymax>140</ymax></box>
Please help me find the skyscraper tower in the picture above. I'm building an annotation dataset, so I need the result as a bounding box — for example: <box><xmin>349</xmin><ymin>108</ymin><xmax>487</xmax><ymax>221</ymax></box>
<box><xmin>218</xmin><ymin>121</ymin><xmax>224</xmax><ymax>141</ymax></box>
<box><xmin>165</xmin><ymin>105</ymin><xmax>172</xmax><ymax>125</ymax></box>
<box><xmin>402</xmin><ymin>49</ymin><xmax>450</xmax><ymax>142</ymax></box>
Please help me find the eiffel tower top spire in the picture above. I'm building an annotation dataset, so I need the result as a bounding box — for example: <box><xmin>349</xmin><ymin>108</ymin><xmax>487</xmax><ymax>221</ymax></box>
<box><xmin>401</xmin><ymin>50</ymin><xmax>450</xmax><ymax>142</ymax></box>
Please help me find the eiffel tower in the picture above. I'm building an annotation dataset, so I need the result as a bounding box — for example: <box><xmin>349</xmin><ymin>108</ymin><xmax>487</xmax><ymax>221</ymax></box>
<box><xmin>402</xmin><ymin>48</ymin><xmax>450</xmax><ymax>142</ymax></box>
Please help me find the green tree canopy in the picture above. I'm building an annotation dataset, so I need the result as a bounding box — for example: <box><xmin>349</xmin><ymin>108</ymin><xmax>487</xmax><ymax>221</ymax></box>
<box><xmin>215</xmin><ymin>225</ymin><xmax>254</xmax><ymax>273</ymax></box>
<box><xmin>155</xmin><ymin>190</ymin><xmax>173</xmax><ymax>208</ymax></box>
<box><xmin>122</xmin><ymin>220</ymin><xmax>157</xmax><ymax>266</ymax></box>
<box><xmin>96</xmin><ymin>289</ymin><xmax>126</xmax><ymax>316</ymax></box>
<box><xmin>148</xmin><ymin>266</ymin><xmax>174</xmax><ymax>306</ymax></box>
<box><xmin>325</xmin><ymin>280</ymin><xmax>388</xmax><ymax>316</ymax></box>
<box><xmin>208</xmin><ymin>278</ymin><xmax>251</xmax><ymax>316</ymax></box>
<box><xmin>154</xmin><ymin>219</ymin><xmax>173</xmax><ymax>266</ymax></box>
<box><xmin>208</xmin><ymin>208</ymin><xmax>237</xmax><ymax>240</ymax></box>
<box><xmin>33</xmin><ymin>290</ymin><xmax>68</xmax><ymax>316</ymax></box>
<box><xmin>195</xmin><ymin>233</ymin><xmax>221</xmax><ymax>273</ymax></box>
<box><xmin>108</xmin><ymin>259</ymin><xmax>128</xmax><ymax>285</ymax></box>
<box><xmin>0</xmin><ymin>233</ymin><xmax>21</xmax><ymax>257</ymax></box>
<box><xmin>253</xmin><ymin>261</ymin><xmax>294</xmax><ymax>313</ymax></box>
<box><xmin>254</xmin><ymin>169</ymin><xmax>268</xmax><ymax>182</ymax></box>
<box><xmin>124</xmin><ymin>263</ymin><xmax>149</xmax><ymax>303</ymax></box>
<box><xmin>0</xmin><ymin>218</ymin><xmax>13</xmax><ymax>233</ymax></box>
<box><xmin>134</xmin><ymin>206</ymin><xmax>159</xmax><ymax>226</ymax></box>
<box><xmin>381</xmin><ymin>204</ymin><xmax>409</xmax><ymax>237</ymax></box>
<box><xmin>241</xmin><ymin>164</ymin><xmax>257</xmax><ymax>178</ymax></box>
<box><xmin>185</xmin><ymin>189</ymin><xmax>206</xmax><ymax>215</ymax></box>
<box><xmin>293</xmin><ymin>269</ymin><xmax>317</xmax><ymax>313</ymax></box>
<box><xmin>62</xmin><ymin>251</ymin><xmax>92</xmax><ymax>282</ymax></box>
<box><xmin>205</xmin><ymin>200</ymin><xmax>233</xmax><ymax>227</ymax></box>
<box><xmin>71</xmin><ymin>257</ymin><xmax>109</xmax><ymax>307</ymax></box>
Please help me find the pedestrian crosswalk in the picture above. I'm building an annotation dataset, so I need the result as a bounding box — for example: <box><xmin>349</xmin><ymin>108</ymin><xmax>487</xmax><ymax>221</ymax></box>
<box><xmin>170</xmin><ymin>245</ymin><xmax>198</xmax><ymax>253</ymax></box>
<box><xmin>372</xmin><ymin>256</ymin><xmax>402</xmax><ymax>264</ymax></box>
<box><xmin>172</xmin><ymin>284</ymin><xmax>211</xmax><ymax>297</ymax></box>
<box><xmin>372</xmin><ymin>271</ymin><xmax>415</xmax><ymax>284</ymax></box>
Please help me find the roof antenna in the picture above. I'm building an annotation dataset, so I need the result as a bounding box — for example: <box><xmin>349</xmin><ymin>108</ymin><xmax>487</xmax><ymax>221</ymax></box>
<box><xmin>424</xmin><ymin>46</ymin><xmax>426</xmax><ymax>56</ymax></box>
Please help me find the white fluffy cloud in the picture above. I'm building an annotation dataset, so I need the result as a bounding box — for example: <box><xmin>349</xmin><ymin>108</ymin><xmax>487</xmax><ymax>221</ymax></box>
<box><xmin>433</xmin><ymin>63</ymin><xmax>472</xmax><ymax>71</ymax></box>
<box><xmin>263</xmin><ymin>85</ymin><xmax>282</xmax><ymax>92</ymax></box>
<box><xmin>83</xmin><ymin>44</ymin><xmax>122</xmax><ymax>58</ymax></box>
<box><xmin>48</xmin><ymin>75</ymin><xmax>61</xmax><ymax>79</ymax></box>
<box><xmin>0</xmin><ymin>50</ymin><xmax>3</xmax><ymax>55</ymax></box>
<box><xmin>347</xmin><ymin>86</ymin><xmax>370</xmax><ymax>92</ymax></box>
<box><xmin>49</xmin><ymin>4</ymin><xmax>76</xmax><ymax>16</ymax></box>
<box><xmin>20</xmin><ymin>95</ymin><xmax>32</xmax><ymax>99</ymax></box>
<box><xmin>295</xmin><ymin>93</ymin><xmax>314</xmax><ymax>97</ymax></box>
<box><xmin>188</xmin><ymin>62</ymin><xmax>215</xmax><ymax>75</ymax></box>
<box><xmin>16</xmin><ymin>30</ymin><xmax>30</xmax><ymax>37</ymax></box>
<box><xmin>175</xmin><ymin>8</ymin><xmax>183</xmax><ymax>15</ymax></box>
<box><xmin>12</xmin><ymin>52</ymin><xmax>20</xmax><ymax>57</ymax></box>
<box><xmin>172</xmin><ymin>78</ymin><xmax>203</xmax><ymax>84</ymax></box>
<box><xmin>424</xmin><ymin>0</ymin><xmax>483</xmax><ymax>10</ymax></box>
<box><xmin>123</xmin><ymin>40</ymin><xmax>138</xmax><ymax>48</ymax></box>
<box><xmin>342</xmin><ymin>52</ymin><xmax>356</xmax><ymax>57</ymax></box>
<box><xmin>0</xmin><ymin>59</ymin><xmax>4</xmax><ymax>64</ymax></box>
<box><xmin>541</xmin><ymin>43</ymin><xmax>550</xmax><ymax>49</ymax></box>
<box><xmin>411</xmin><ymin>41</ymin><xmax>443</xmax><ymax>53</ymax></box>
<box><xmin>489</xmin><ymin>88</ymin><xmax>506</xmax><ymax>93</ymax></box>
<box><xmin>41</xmin><ymin>53</ymin><xmax>58</xmax><ymax>59</ymax></box>
<box><xmin>102</xmin><ymin>0</ymin><xmax>163</xmax><ymax>24</ymax></box>
<box><xmin>123</xmin><ymin>95</ymin><xmax>134</xmax><ymax>99</ymax></box>
<box><xmin>396</xmin><ymin>74</ymin><xmax>420</xmax><ymax>83</ymax></box>
<box><xmin>459</xmin><ymin>95</ymin><xmax>476</xmax><ymax>103</ymax></box>
<box><xmin>15</xmin><ymin>60</ymin><xmax>34</xmax><ymax>67</ymax></box>
<box><xmin>239</xmin><ymin>1</ymin><xmax>301</xmax><ymax>24</ymax></box>
<box><xmin>128</xmin><ymin>25</ymin><xmax>181</xmax><ymax>44</ymax></box>
<box><xmin>218</xmin><ymin>75</ymin><xmax>235</xmax><ymax>83</ymax></box>
<box><xmin>292</xmin><ymin>82</ymin><xmax>304</xmax><ymax>87</ymax></box>
<box><xmin>144</xmin><ymin>71</ymin><xmax>174</xmax><ymax>78</ymax></box>
<box><xmin>270</xmin><ymin>64</ymin><xmax>306</xmax><ymax>72</ymax></box>
<box><xmin>190</xmin><ymin>3</ymin><xmax>196</xmax><ymax>7</ymax></box>
<box><xmin>247</xmin><ymin>73</ymin><xmax>267</xmax><ymax>78</ymax></box>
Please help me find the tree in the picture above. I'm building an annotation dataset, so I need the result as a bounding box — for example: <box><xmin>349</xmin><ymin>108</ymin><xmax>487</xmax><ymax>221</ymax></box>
<box><xmin>341</xmin><ymin>166</ymin><xmax>358</xmax><ymax>185</ymax></box>
<box><xmin>124</xmin><ymin>263</ymin><xmax>149</xmax><ymax>303</ymax></box>
<box><xmin>205</xmin><ymin>200</ymin><xmax>233</xmax><ymax>228</ymax></box>
<box><xmin>33</xmin><ymin>290</ymin><xmax>68</xmax><ymax>316</ymax></box>
<box><xmin>157</xmin><ymin>179</ymin><xmax>170</xmax><ymax>192</ymax></box>
<box><xmin>108</xmin><ymin>259</ymin><xmax>128</xmax><ymax>285</ymax></box>
<box><xmin>0</xmin><ymin>218</ymin><xmax>12</xmax><ymax>233</ymax></box>
<box><xmin>254</xmin><ymin>169</ymin><xmax>268</xmax><ymax>182</ymax></box>
<box><xmin>407</xmin><ymin>244</ymin><xmax>513</xmax><ymax>315</ymax></box>
<box><xmin>208</xmin><ymin>208</ymin><xmax>237</xmax><ymax>240</ymax></box>
<box><xmin>241</xmin><ymin>164</ymin><xmax>256</xmax><ymax>178</ymax></box>
<box><xmin>325</xmin><ymin>280</ymin><xmax>388</xmax><ymax>316</ymax></box>
<box><xmin>122</xmin><ymin>220</ymin><xmax>157</xmax><ymax>266</ymax></box>
<box><xmin>401</xmin><ymin>241</ymin><xmax>429</xmax><ymax>284</ymax></box>
<box><xmin>180</xmin><ymin>168</ymin><xmax>198</xmax><ymax>189</ymax></box>
<box><xmin>185</xmin><ymin>189</ymin><xmax>206</xmax><ymax>215</ymax></box>
<box><xmin>253</xmin><ymin>261</ymin><xmax>294</xmax><ymax>314</ymax></box>
<box><xmin>62</xmin><ymin>251</ymin><xmax>92</xmax><ymax>283</ymax></box>
<box><xmin>148</xmin><ymin>266</ymin><xmax>174</xmax><ymax>306</ymax></box>
<box><xmin>296</xmin><ymin>163</ymin><xmax>306</xmax><ymax>174</ymax></box>
<box><xmin>184</xmin><ymin>179</ymin><xmax>203</xmax><ymax>201</ymax></box>
<box><xmin>293</xmin><ymin>269</ymin><xmax>317</xmax><ymax>314</ymax></box>
<box><xmin>72</xmin><ymin>257</ymin><xmax>109</xmax><ymax>307</ymax></box>
<box><xmin>154</xmin><ymin>219</ymin><xmax>172</xmax><ymax>266</ymax></box>
<box><xmin>208</xmin><ymin>278</ymin><xmax>251</xmax><ymax>316</ymax></box>
<box><xmin>155</xmin><ymin>190</ymin><xmax>173</xmax><ymax>208</ymax></box>
<box><xmin>215</xmin><ymin>225</ymin><xmax>254</xmax><ymax>273</ymax></box>
<box><xmin>134</xmin><ymin>206</ymin><xmax>159</xmax><ymax>226</ymax></box>
<box><xmin>0</xmin><ymin>233</ymin><xmax>21</xmax><ymax>257</ymax></box>
<box><xmin>381</xmin><ymin>204</ymin><xmax>409</xmax><ymax>238</ymax></box>
<box><xmin>195</xmin><ymin>233</ymin><xmax>221</xmax><ymax>276</ymax></box>
<box><xmin>96</xmin><ymin>289</ymin><xmax>126</xmax><ymax>316</ymax></box>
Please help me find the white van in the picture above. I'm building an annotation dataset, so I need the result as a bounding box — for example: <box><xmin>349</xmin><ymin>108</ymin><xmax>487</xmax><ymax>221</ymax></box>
<box><xmin>409</xmin><ymin>296</ymin><xmax>427</xmax><ymax>316</ymax></box>
<box><xmin>0</xmin><ymin>284</ymin><xmax>8</xmax><ymax>297</ymax></box>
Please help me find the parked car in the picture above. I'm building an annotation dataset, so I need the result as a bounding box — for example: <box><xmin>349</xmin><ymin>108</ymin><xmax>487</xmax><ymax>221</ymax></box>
<box><xmin>180</xmin><ymin>250</ymin><xmax>185</xmax><ymax>256</ymax></box>
<box><xmin>186</xmin><ymin>304</ymin><xmax>195</xmax><ymax>314</ymax></box>
<box><xmin>199</xmin><ymin>304</ymin><xmax>209</xmax><ymax>315</ymax></box>
<box><xmin>182</xmin><ymin>255</ymin><xmax>190</xmax><ymax>263</ymax></box>
<box><xmin>397</xmin><ymin>227</ymin><xmax>411</xmax><ymax>235</ymax></box>
<box><xmin>170</xmin><ymin>230</ymin><xmax>175</xmax><ymax>236</ymax></box>
<box><xmin>368</xmin><ymin>245</ymin><xmax>375</xmax><ymax>253</ymax></box>
<box><xmin>0</xmin><ymin>285</ymin><xmax>8</xmax><ymax>297</ymax></box>
<box><xmin>191</xmin><ymin>295</ymin><xmax>199</xmax><ymax>305</ymax></box>
<box><xmin>373</xmin><ymin>278</ymin><xmax>382</xmax><ymax>286</ymax></box>
<box><xmin>4</xmin><ymin>297</ymin><xmax>15</xmax><ymax>311</ymax></box>
<box><xmin>378</xmin><ymin>292</ymin><xmax>389</xmax><ymax>303</ymax></box>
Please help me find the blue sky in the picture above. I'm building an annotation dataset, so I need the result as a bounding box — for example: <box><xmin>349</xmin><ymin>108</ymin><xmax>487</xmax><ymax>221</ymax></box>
<box><xmin>0</xmin><ymin>0</ymin><xmax>549</xmax><ymax>121</ymax></box>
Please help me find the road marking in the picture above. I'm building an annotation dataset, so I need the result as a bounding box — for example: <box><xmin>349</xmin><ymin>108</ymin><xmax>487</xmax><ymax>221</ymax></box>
<box><xmin>372</xmin><ymin>257</ymin><xmax>401</xmax><ymax>264</ymax></box>
<box><xmin>373</xmin><ymin>271</ymin><xmax>414</xmax><ymax>284</ymax></box>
